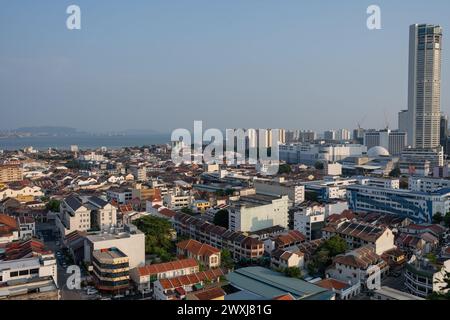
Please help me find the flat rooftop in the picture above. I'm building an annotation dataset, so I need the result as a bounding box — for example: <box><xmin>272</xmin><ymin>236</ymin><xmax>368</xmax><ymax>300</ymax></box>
<box><xmin>232</xmin><ymin>194</ymin><xmax>282</xmax><ymax>208</ymax></box>
<box><xmin>93</xmin><ymin>247</ymin><xmax>127</xmax><ymax>260</ymax></box>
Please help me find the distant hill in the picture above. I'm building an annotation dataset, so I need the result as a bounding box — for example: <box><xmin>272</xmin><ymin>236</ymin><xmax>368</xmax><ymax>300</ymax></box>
<box><xmin>14</xmin><ymin>126</ymin><xmax>85</xmax><ymax>136</ymax></box>
<box><xmin>120</xmin><ymin>129</ymin><xmax>165</xmax><ymax>135</ymax></box>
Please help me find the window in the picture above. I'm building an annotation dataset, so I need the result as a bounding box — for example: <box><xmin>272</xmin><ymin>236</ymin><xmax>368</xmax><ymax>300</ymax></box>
<box><xmin>19</xmin><ymin>270</ymin><xmax>29</xmax><ymax>276</ymax></box>
<box><xmin>10</xmin><ymin>271</ymin><xmax>19</xmax><ymax>277</ymax></box>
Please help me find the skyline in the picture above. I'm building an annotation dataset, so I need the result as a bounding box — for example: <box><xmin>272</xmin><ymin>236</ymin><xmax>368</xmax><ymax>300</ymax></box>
<box><xmin>1</xmin><ymin>1</ymin><xmax>450</xmax><ymax>133</ymax></box>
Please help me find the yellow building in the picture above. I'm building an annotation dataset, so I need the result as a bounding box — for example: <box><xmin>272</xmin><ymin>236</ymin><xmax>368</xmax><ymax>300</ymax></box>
<box><xmin>0</xmin><ymin>164</ymin><xmax>23</xmax><ymax>184</ymax></box>
<box><xmin>192</xmin><ymin>200</ymin><xmax>211</xmax><ymax>213</ymax></box>
<box><xmin>92</xmin><ymin>247</ymin><xmax>130</xmax><ymax>293</ymax></box>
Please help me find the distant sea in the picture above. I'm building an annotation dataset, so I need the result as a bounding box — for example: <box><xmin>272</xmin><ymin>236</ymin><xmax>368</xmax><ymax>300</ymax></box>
<box><xmin>0</xmin><ymin>134</ymin><xmax>171</xmax><ymax>151</ymax></box>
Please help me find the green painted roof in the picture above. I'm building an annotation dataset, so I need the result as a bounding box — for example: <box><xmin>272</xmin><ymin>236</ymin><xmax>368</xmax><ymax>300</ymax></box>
<box><xmin>226</xmin><ymin>267</ymin><xmax>334</xmax><ymax>300</ymax></box>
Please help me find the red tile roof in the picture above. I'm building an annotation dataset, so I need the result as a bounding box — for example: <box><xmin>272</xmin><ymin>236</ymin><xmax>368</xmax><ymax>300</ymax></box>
<box><xmin>4</xmin><ymin>239</ymin><xmax>52</xmax><ymax>260</ymax></box>
<box><xmin>137</xmin><ymin>258</ymin><xmax>198</xmax><ymax>277</ymax></box>
<box><xmin>316</xmin><ymin>278</ymin><xmax>350</xmax><ymax>291</ymax></box>
<box><xmin>177</xmin><ymin>239</ymin><xmax>220</xmax><ymax>257</ymax></box>
<box><xmin>0</xmin><ymin>214</ymin><xmax>18</xmax><ymax>238</ymax></box>
<box><xmin>158</xmin><ymin>268</ymin><xmax>225</xmax><ymax>290</ymax></box>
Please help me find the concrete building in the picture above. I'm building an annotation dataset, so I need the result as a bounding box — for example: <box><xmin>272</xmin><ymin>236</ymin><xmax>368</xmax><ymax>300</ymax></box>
<box><xmin>253</xmin><ymin>178</ymin><xmax>305</xmax><ymax>206</ymax></box>
<box><xmin>228</xmin><ymin>194</ymin><xmax>289</xmax><ymax>232</ymax></box>
<box><xmin>324</xmin><ymin>162</ymin><xmax>342</xmax><ymax>176</ymax></box>
<box><xmin>293</xmin><ymin>204</ymin><xmax>326</xmax><ymax>241</ymax></box>
<box><xmin>364</xmin><ymin>129</ymin><xmax>407</xmax><ymax>156</ymax></box>
<box><xmin>57</xmin><ymin>195</ymin><xmax>117</xmax><ymax>235</ymax></box>
<box><xmin>92</xmin><ymin>247</ymin><xmax>130</xmax><ymax>293</ymax></box>
<box><xmin>0</xmin><ymin>254</ymin><xmax>57</xmax><ymax>287</ymax></box>
<box><xmin>347</xmin><ymin>184</ymin><xmax>450</xmax><ymax>223</ymax></box>
<box><xmin>408</xmin><ymin>176</ymin><xmax>450</xmax><ymax>192</ymax></box>
<box><xmin>106</xmin><ymin>188</ymin><xmax>132</xmax><ymax>205</ymax></box>
<box><xmin>399</xmin><ymin>24</ymin><xmax>443</xmax><ymax>148</ymax></box>
<box><xmin>401</xmin><ymin>146</ymin><xmax>444</xmax><ymax>169</ymax></box>
<box><xmin>279</xmin><ymin>144</ymin><xmax>367</xmax><ymax>165</ymax></box>
<box><xmin>405</xmin><ymin>255</ymin><xmax>450</xmax><ymax>298</ymax></box>
<box><xmin>326</xmin><ymin>245</ymin><xmax>389</xmax><ymax>290</ymax></box>
<box><xmin>84</xmin><ymin>224</ymin><xmax>145</xmax><ymax>269</ymax></box>
<box><xmin>322</xmin><ymin>220</ymin><xmax>396</xmax><ymax>255</ymax></box>
<box><xmin>163</xmin><ymin>193</ymin><xmax>193</xmax><ymax>210</ymax></box>
<box><xmin>0</xmin><ymin>164</ymin><xmax>23</xmax><ymax>184</ymax></box>
<box><xmin>173</xmin><ymin>212</ymin><xmax>265</xmax><ymax>262</ymax></box>
<box><xmin>130</xmin><ymin>259</ymin><xmax>199</xmax><ymax>294</ymax></box>
<box><xmin>128</xmin><ymin>165</ymin><xmax>147</xmax><ymax>182</ymax></box>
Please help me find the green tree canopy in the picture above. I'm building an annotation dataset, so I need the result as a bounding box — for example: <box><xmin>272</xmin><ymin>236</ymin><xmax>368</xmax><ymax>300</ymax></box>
<box><xmin>221</xmin><ymin>249</ymin><xmax>235</xmax><ymax>270</ymax></box>
<box><xmin>444</xmin><ymin>212</ymin><xmax>450</xmax><ymax>228</ymax></box>
<box><xmin>133</xmin><ymin>215</ymin><xmax>175</xmax><ymax>261</ymax></box>
<box><xmin>284</xmin><ymin>267</ymin><xmax>302</xmax><ymax>279</ymax></box>
<box><xmin>46</xmin><ymin>199</ymin><xmax>61</xmax><ymax>212</ymax></box>
<box><xmin>278</xmin><ymin>164</ymin><xmax>292</xmax><ymax>175</ymax></box>
<box><xmin>307</xmin><ymin>236</ymin><xmax>348</xmax><ymax>276</ymax></box>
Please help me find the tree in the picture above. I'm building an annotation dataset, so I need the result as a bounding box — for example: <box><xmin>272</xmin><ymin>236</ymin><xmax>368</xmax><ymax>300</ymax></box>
<box><xmin>314</xmin><ymin>161</ymin><xmax>324</xmax><ymax>170</ymax></box>
<box><xmin>46</xmin><ymin>199</ymin><xmax>61</xmax><ymax>212</ymax></box>
<box><xmin>307</xmin><ymin>236</ymin><xmax>348</xmax><ymax>276</ymax></box>
<box><xmin>433</xmin><ymin>212</ymin><xmax>443</xmax><ymax>224</ymax></box>
<box><xmin>284</xmin><ymin>267</ymin><xmax>302</xmax><ymax>279</ymax></box>
<box><xmin>321</xmin><ymin>235</ymin><xmax>348</xmax><ymax>257</ymax></box>
<box><xmin>389</xmin><ymin>167</ymin><xmax>401</xmax><ymax>178</ymax></box>
<box><xmin>426</xmin><ymin>253</ymin><xmax>438</xmax><ymax>265</ymax></box>
<box><xmin>221</xmin><ymin>249</ymin><xmax>235</xmax><ymax>270</ymax></box>
<box><xmin>181</xmin><ymin>207</ymin><xmax>196</xmax><ymax>216</ymax></box>
<box><xmin>213</xmin><ymin>209</ymin><xmax>229</xmax><ymax>229</ymax></box>
<box><xmin>133</xmin><ymin>215</ymin><xmax>175</xmax><ymax>260</ymax></box>
<box><xmin>444</xmin><ymin>212</ymin><xmax>450</xmax><ymax>228</ymax></box>
<box><xmin>278</xmin><ymin>164</ymin><xmax>292</xmax><ymax>175</ymax></box>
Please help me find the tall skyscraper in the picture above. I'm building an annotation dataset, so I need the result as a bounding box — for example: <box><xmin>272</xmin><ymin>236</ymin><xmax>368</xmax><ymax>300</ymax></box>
<box><xmin>399</xmin><ymin>24</ymin><xmax>443</xmax><ymax>149</ymax></box>
<box><xmin>440</xmin><ymin>114</ymin><xmax>449</xmax><ymax>155</ymax></box>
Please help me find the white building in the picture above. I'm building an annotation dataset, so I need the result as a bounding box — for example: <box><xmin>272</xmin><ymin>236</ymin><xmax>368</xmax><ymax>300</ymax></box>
<box><xmin>163</xmin><ymin>193</ymin><xmax>193</xmax><ymax>210</ymax></box>
<box><xmin>57</xmin><ymin>195</ymin><xmax>117</xmax><ymax>235</ymax></box>
<box><xmin>324</xmin><ymin>163</ymin><xmax>342</xmax><ymax>176</ymax></box>
<box><xmin>228</xmin><ymin>195</ymin><xmax>289</xmax><ymax>232</ymax></box>
<box><xmin>347</xmin><ymin>184</ymin><xmax>450</xmax><ymax>223</ymax></box>
<box><xmin>364</xmin><ymin>129</ymin><xmax>407</xmax><ymax>156</ymax></box>
<box><xmin>0</xmin><ymin>255</ymin><xmax>57</xmax><ymax>285</ymax></box>
<box><xmin>253</xmin><ymin>177</ymin><xmax>305</xmax><ymax>206</ymax></box>
<box><xmin>0</xmin><ymin>186</ymin><xmax>44</xmax><ymax>200</ymax></box>
<box><xmin>293</xmin><ymin>204</ymin><xmax>326</xmax><ymax>241</ymax></box>
<box><xmin>408</xmin><ymin>176</ymin><xmax>450</xmax><ymax>193</ymax></box>
<box><xmin>405</xmin><ymin>255</ymin><xmax>450</xmax><ymax>298</ymax></box>
<box><xmin>327</xmin><ymin>246</ymin><xmax>389</xmax><ymax>290</ymax></box>
<box><xmin>84</xmin><ymin>224</ymin><xmax>145</xmax><ymax>269</ymax></box>
<box><xmin>279</xmin><ymin>143</ymin><xmax>367</xmax><ymax>165</ymax></box>
<box><xmin>399</xmin><ymin>24</ymin><xmax>442</xmax><ymax>149</ymax></box>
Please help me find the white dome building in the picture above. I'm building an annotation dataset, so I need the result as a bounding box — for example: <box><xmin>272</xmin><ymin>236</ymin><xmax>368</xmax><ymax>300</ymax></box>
<box><xmin>367</xmin><ymin>146</ymin><xmax>390</xmax><ymax>158</ymax></box>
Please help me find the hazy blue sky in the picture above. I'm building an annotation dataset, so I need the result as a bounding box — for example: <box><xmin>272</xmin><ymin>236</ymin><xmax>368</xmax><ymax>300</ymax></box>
<box><xmin>0</xmin><ymin>0</ymin><xmax>449</xmax><ymax>133</ymax></box>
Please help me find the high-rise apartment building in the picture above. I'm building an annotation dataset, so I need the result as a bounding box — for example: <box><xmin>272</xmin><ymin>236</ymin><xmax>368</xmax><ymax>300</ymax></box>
<box><xmin>399</xmin><ymin>24</ymin><xmax>443</xmax><ymax>148</ymax></box>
